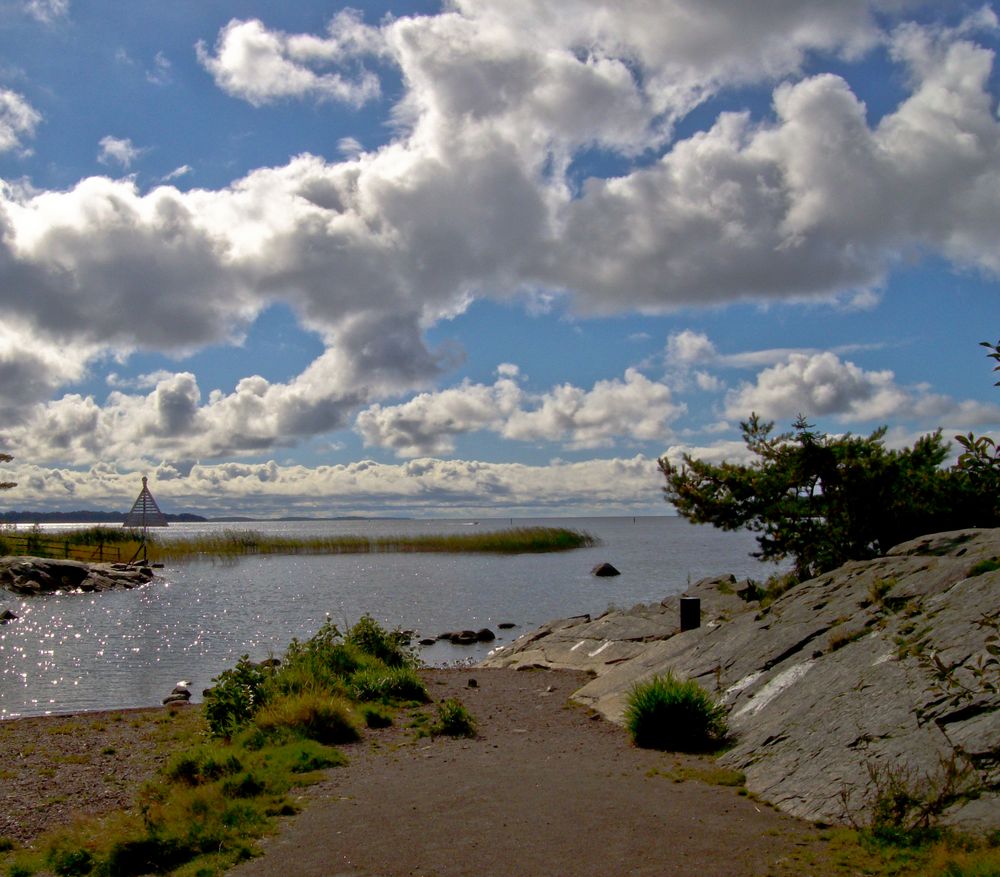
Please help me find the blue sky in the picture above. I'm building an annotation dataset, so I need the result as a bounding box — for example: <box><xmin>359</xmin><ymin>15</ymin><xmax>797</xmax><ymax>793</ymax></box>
<box><xmin>0</xmin><ymin>0</ymin><xmax>998</xmax><ymax>518</ymax></box>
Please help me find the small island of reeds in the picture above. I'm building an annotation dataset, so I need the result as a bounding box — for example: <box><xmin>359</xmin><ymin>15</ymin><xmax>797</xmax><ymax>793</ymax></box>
<box><xmin>1</xmin><ymin>525</ymin><xmax>595</xmax><ymax>564</ymax></box>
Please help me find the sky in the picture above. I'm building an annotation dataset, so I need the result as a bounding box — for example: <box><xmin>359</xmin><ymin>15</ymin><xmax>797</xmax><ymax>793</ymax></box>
<box><xmin>0</xmin><ymin>0</ymin><xmax>999</xmax><ymax>519</ymax></box>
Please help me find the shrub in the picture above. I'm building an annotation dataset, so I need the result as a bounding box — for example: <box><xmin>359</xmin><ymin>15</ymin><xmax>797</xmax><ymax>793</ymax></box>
<box><xmin>345</xmin><ymin>614</ymin><xmax>416</xmax><ymax>668</ymax></box>
<box><xmin>624</xmin><ymin>672</ymin><xmax>728</xmax><ymax>752</ymax></box>
<box><xmin>279</xmin><ymin>620</ymin><xmax>360</xmax><ymax>693</ymax></box>
<box><xmin>203</xmin><ymin>656</ymin><xmax>274</xmax><ymax>738</ymax></box>
<box><xmin>252</xmin><ymin>692</ymin><xmax>359</xmax><ymax>746</ymax></box>
<box><xmin>429</xmin><ymin>699</ymin><xmax>476</xmax><ymax>738</ymax></box>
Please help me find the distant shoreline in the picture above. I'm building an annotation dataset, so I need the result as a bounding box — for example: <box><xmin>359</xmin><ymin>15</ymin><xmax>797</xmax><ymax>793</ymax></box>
<box><xmin>0</xmin><ymin>511</ymin><xmax>411</xmax><ymax>525</ymax></box>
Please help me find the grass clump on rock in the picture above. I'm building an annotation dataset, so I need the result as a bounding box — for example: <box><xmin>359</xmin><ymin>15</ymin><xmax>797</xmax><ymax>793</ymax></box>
<box><xmin>624</xmin><ymin>672</ymin><xmax>728</xmax><ymax>752</ymax></box>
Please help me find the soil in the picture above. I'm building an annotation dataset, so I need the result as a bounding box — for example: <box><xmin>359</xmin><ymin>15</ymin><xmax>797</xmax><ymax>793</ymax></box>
<box><xmin>2</xmin><ymin>669</ymin><xmax>844</xmax><ymax>876</ymax></box>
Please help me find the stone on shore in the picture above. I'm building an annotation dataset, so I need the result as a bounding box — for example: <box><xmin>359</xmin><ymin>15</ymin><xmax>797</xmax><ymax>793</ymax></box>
<box><xmin>482</xmin><ymin>528</ymin><xmax>1000</xmax><ymax>830</ymax></box>
<box><xmin>0</xmin><ymin>556</ymin><xmax>155</xmax><ymax>595</ymax></box>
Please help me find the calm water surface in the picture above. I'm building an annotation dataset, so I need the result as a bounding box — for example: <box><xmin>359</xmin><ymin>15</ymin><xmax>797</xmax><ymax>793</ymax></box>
<box><xmin>0</xmin><ymin>516</ymin><xmax>778</xmax><ymax>718</ymax></box>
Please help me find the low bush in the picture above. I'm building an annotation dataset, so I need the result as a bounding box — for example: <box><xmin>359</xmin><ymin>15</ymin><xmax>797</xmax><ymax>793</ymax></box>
<box><xmin>203</xmin><ymin>656</ymin><xmax>274</xmax><ymax>738</ymax></box>
<box><xmin>624</xmin><ymin>672</ymin><xmax>728</xmax><ymax>752</ymax></box>
<box><xmin>345</xmin><ymin>614</ymin><xmax>416</xmax><ymax>669</ymax></box>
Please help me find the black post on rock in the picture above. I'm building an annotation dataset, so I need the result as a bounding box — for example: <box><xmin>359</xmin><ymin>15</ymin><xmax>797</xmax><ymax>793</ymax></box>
<box><xmin>680</xmin><ymin>596</ymin><xmax>701</xmax><ymax>631</ymax></box>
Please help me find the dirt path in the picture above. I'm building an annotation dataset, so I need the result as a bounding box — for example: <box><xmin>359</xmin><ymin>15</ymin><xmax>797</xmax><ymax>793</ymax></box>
<box><xmin>230</xmin><ymin>668</ymin><xmax>828</xmax><ymax>877</ymax></box>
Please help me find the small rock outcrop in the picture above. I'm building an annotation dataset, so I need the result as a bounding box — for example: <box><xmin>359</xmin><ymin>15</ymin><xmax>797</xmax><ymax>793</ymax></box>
<box><xmin>483</xmin><ymin>528</ymin><xmax>1000</xmax><ymax>830</ymax></box>
<box><xmin>0</xmin><ymin>557</ymin><xmax>155</xmax><ymax>594</ymax></box>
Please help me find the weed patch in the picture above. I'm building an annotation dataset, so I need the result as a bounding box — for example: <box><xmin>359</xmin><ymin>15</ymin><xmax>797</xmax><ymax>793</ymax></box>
<box><xmin>968</xmin><ymin>557</ymin><xmax>1000</xmax><ymax>577</ymax></box>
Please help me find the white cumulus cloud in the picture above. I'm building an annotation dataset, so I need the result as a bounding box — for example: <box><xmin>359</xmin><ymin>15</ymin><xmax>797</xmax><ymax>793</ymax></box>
<box><xmin>0</xmin><ymin>89</ymin><xmax>41</xmax><ymax>154</ymax></box>
<box><xmin>357</xmin><ymin>368</ymin><xmax>684</xmax><ymax>457</ymax></box>
<box><xmin>196</xmin><ymin>12</ymin><xmax>384</xmax><ymax>107</ymax></box>
<box><xmin>725</xmin><ymin>351</ymin><xmax>1000</xmax><ymax>425</ymax></box>
<box><xmin>97</xmin><ymin>136</ymin><xmax>143</xmax><ymax>168</ymax></box>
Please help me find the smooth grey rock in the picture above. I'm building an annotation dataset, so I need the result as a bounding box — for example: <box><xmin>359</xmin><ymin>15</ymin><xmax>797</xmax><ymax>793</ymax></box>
<box><xmin>481</xmin><ymin>528</ymin><xmax>1000</xmax><ymax>830</ymax></box>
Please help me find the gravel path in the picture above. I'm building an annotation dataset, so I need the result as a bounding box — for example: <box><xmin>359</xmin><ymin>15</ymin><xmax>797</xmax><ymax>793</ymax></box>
<box><xmin>230</xmin><ymin>668</ymin><xmax>825</xmax><ymax>877</ymax></box>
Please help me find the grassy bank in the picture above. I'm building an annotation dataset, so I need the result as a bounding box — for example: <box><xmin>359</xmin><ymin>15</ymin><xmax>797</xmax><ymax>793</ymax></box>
<box><xmin>0</xmin><ymin>525</ymin><xmax>595</xmax><ymax>564</ymax></box>
<box><xmin>0</xmin><ymin>616</ymin><xmax>461</xmax><ymax>877</ymax></box>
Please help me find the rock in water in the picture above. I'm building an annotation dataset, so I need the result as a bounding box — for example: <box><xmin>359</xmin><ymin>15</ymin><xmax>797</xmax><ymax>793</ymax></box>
<box><xmin>591</xmin><ymin>562</ymin><xmax>621</xmax><ymax>577</ymax></box>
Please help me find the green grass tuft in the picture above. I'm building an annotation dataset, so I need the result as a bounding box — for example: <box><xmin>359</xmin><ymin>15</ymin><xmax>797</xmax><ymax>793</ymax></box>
<box><xmin>350</xmin><ymin>666</ymin><xmax>428</xmax><ymax>704</ymax></box>
<box><xmin>624</xmin><ymin>672</ymin><xmax>728</xmax><ymax>752</ymax></box>
<box><xmin>429</xmin><ymin>699</ymin><xmax>477</xmax><ymax>738</ymax></box>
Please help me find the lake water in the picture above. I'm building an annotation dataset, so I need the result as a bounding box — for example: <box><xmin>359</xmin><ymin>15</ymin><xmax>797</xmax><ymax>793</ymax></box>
<box><xmin>0</xmin><ymin>516</ymin><xmax>779</xmax><ymax>718</ymax></box>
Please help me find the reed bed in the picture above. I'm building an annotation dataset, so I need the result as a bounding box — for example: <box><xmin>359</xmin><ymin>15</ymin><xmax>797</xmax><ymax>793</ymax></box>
<box><xmin>144</xmin><ymin>526</ymin><xmax>595</xmax><ymax>562</ymax></box>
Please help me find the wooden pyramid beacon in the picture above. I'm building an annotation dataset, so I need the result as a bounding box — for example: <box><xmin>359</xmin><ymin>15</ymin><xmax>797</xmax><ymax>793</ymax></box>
<box><xmin>123</xmin><ymin>476</ymin><xmax>168</xmax><ymax>528</ymax></box>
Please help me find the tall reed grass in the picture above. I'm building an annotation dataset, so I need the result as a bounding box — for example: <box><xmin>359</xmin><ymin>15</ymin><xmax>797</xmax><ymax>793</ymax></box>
<box><xmin>2</xmin><ymin>525</ymin><xmax>594</xmax><ymax>564</ymax></box>
<box><xmin>144</xmin><ymin>526</ymin><xmax>595</xmax><ymax>562</ymax></box>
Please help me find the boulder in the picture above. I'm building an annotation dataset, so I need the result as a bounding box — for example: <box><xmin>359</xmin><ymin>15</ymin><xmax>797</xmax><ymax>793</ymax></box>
<box><xmin>449</xmin><ymin>630</ymin><xmax>478</xmax><ymax>645</ymax></box>
<box><xmin>498</xmin><ymin>622</ymin><xmax>517</xmax><ymax>630</ymax></box>
<box><xmin>476</xmin><ymin>628</ymin><xmax>496</xmax><ymax>642</ymax></box>
<box><xmin>591</xmin><ymin>562</ymin><xmax>621</xmax><ymax>577</ymax></box>
<box><xmin>0</xmin><ymin>609</ymin><xmax>17</xmax><ymax>623</ymax></box>
<box><xmin>483</xmin><ymin>528</ymin><xmax>1000</xmax><ymax>830</ymax></box>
